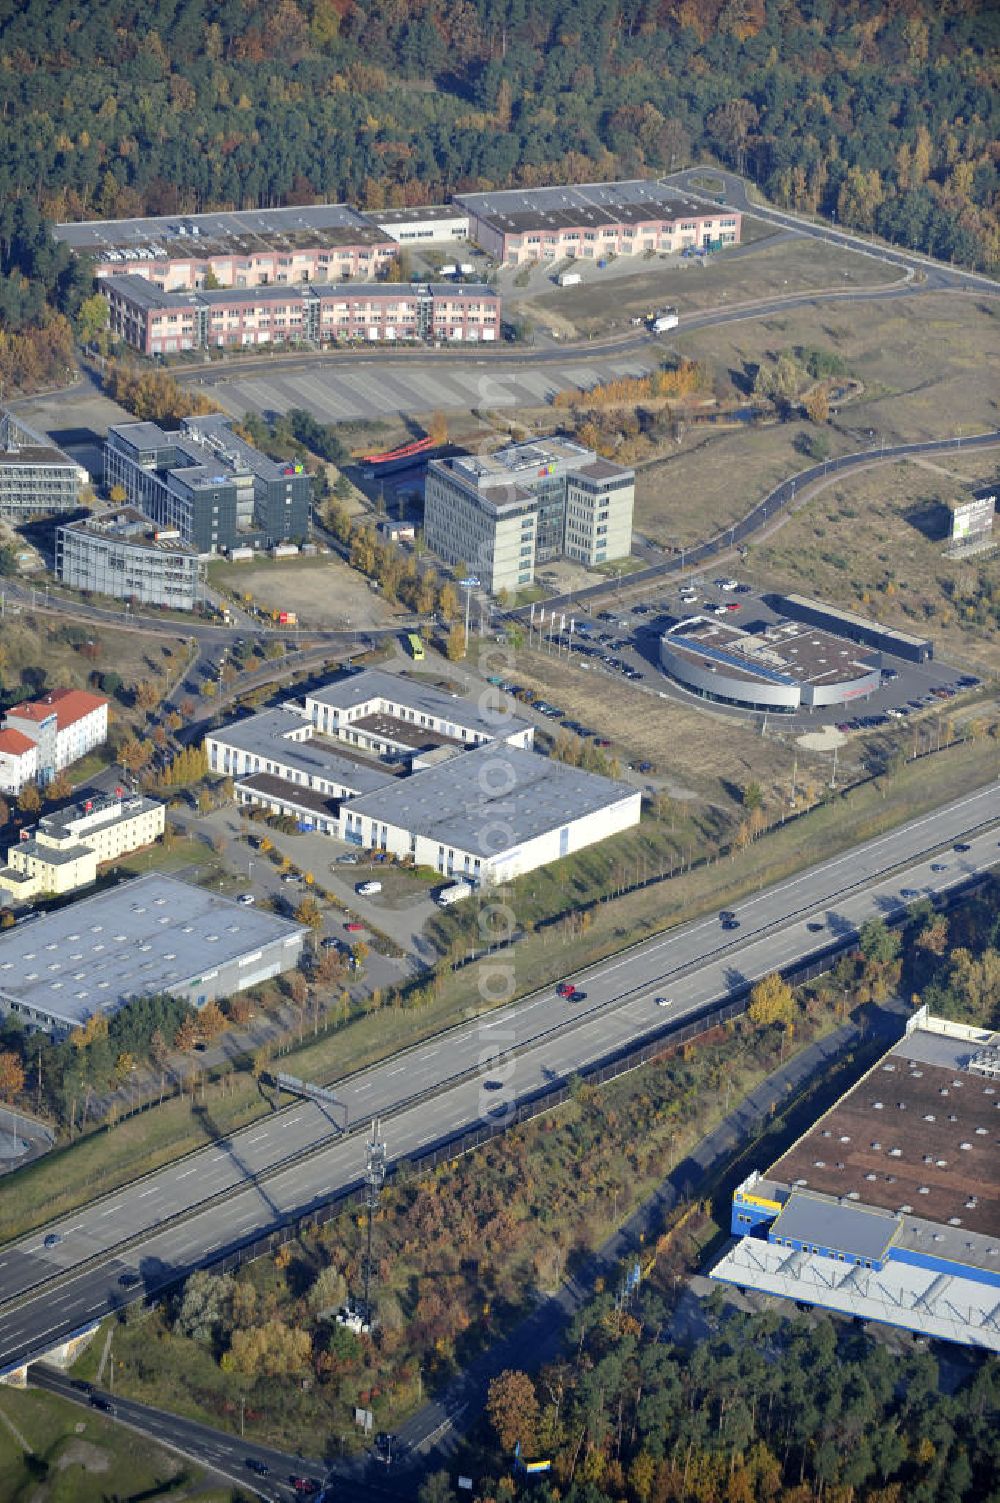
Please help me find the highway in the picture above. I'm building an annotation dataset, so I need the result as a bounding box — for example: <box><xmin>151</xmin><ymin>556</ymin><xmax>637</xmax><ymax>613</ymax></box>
<box><xmin>0</xmin><ymin>784</ymin><xmax>996</xmax><ymax>1375</ymax></box>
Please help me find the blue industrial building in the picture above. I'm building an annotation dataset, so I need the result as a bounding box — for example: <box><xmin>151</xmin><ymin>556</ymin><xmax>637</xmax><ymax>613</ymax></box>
<box><xmin>712</xmin><ymin>1008</ymin><xmax>1000</xmax><ymax>1351</ymax></box>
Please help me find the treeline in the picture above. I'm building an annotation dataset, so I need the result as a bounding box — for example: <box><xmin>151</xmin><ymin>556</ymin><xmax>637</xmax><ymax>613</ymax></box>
<box><xmin>103</xmin><ymin>359</ymin><xmax>220</xmax><ymax>424</ymax></box>
<box><xmin>479</xmin><ymin>1299</ymin><xmax>1000</xmax><ymax>1502</ymax></box>
<box><xmin>0</xmin><ymin>0</ymin><xmax>995</xmax><ymax>270</ymax></box>
<box><xmin>236</xmin><ymin>408</ymin><xmax>347</xmax><ymax>466</ymax></box>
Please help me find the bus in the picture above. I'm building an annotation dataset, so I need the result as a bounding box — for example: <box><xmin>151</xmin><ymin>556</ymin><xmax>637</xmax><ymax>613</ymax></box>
<box><xmin>405</xmin><ymin>633</ymin><xmax>425</xmax><ymax>661</ymax></box>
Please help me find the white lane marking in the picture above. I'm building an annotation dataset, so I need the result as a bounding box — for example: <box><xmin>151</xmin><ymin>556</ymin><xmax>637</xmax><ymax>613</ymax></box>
<box><xmin>176</xmin><ymin>1168</ymin><xmax>198</xmax><ymax>1179</ymax></box>
<box><xmin>138</xmin><ymin>1188</ymin><xmax>158</xmax><ymax>1198</ymax></box>
<box><xmin>99</xmin><ymin>1206</ymin><xmax>121</xmax><ymax>1217</ymax></box>
<box><xmin>245</xmin><ymin>1134</ymin><xmax>268</xmax><ymax>1144</ymax></box>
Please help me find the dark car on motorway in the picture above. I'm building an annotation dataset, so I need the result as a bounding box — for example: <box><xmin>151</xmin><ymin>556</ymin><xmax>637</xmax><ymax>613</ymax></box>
<box><xmin>954</xmin><ymin>842</ymin><xmax>971</xmax><ymax>853</ymax></box>
<box><xmin>246</xmin><ymin>1457</ymin><xmax>270</xmax><ymax>1476</ymax></box>
<box><xmin>90</xmin><ymin>1395</ymin><xmax>116</xmax><ymax>1415</ymax></box>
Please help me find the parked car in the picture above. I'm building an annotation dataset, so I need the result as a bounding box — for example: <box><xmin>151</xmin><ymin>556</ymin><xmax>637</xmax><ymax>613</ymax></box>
<box><xmin>345</xmin><ymin>921</ymin><xmax>366</xmax><ymax>933</ymax></box>
<box><xmin>237</xmin><ymin>893</ymin><xmax>255</xmax><ymax>906</ymax></box>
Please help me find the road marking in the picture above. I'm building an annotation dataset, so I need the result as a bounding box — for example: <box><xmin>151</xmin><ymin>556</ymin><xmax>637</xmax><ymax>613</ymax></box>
<box><xmin>99</xmin><ymin>1206</ymin><xmax>121</xmax><ymax>1217</ymax></box>
<box><xmin>176</xmin><ymin>1168</ymin><xmax>198</xmax><ymax>1179</ymax></box>
<box><xmin>387</xmin><ymin>1066</ymin><xmax>405</xmax><ymax>1076</ymax></box>
<box><xmin>138</xmin><ymin>1188</ymin><xmax>157</xmax><ymax>1198</ymax></box>
<box><xmin>245</xmin><ymin>1134</ymin><xmax>269</xmax><ymax>1144</ymax></box>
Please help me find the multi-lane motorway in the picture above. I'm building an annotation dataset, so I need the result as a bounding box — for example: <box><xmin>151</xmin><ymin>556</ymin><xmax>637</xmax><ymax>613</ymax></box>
<box><xmin>0</xmin><ymin>783</ymin><xmax>996</xmax><ymax>1376</ymax></box>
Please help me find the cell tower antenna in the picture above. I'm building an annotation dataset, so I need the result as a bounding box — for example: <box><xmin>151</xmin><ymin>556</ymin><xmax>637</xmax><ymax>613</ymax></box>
<box><xmin>363</xmin><ymin>1117</ymin><xmax>386</xmax><ymax>1327</ymax></box>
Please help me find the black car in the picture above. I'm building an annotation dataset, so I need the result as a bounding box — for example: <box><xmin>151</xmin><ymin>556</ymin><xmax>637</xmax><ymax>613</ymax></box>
<box><xmin>246</xmin><ymin>1458</ymin><xmax>270</xmax><ymax>1476</ymax></box>
<box><xmin>719</xmin><ymin>910</ymin><xmax>736</xmax><ymax>922</ymax></box>
<box><xmin>954</xmin><ymin>842</ymin><xmax>971</xmax><ymax>853</ymax></box>
<box><xmin>721</xmin><ymin>918</ymin><xmax>740</xmax><ymax>931</ymax></box>
<box><xmin>90</xmin><ymin>1395</ymin><xmax>116</xmax><ymax>1414</ymax></box>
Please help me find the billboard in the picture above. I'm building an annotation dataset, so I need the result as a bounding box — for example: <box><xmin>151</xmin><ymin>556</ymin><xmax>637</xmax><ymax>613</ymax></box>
<box><xmin>950</xmin><ymin>494</ymin><xmax>995</xmax><ymax>542</ymax></box>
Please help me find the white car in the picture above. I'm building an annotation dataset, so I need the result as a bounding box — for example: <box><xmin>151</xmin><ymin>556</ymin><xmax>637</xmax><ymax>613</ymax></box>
<box><xmin>655</xmin><ymin>996</ymin><xmax>672</xmax><ymax>1008</ymax></box>
<box><xmin>237</xmin><ymin>893</ymin><xmax>255</xmax><ymax>906</ymax></box>
<box><xmin>356</xmin><ymin>880</ymin><xmax>382</xmax><ymax>897</ymax></box>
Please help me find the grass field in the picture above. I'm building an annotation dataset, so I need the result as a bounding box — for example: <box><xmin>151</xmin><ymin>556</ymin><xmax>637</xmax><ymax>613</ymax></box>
<box><xmin>519</xmin><ymin>230</ymin><xmax>902</xmax><ymax>339</ymax></box>
<box><xmin>0</xmin><ymin>1384</ymin><xmax>214</xmax><ymax>1503</ymax></box>
<box><xmin>500</xmin><ymin>644</ymin><xmax>853</xmax><ymax>804</ymax></box>
<box><xmin>0</xmin><ymin>612</ymin><xmax>192</xmax><ymax>733</ymax></box>
<box><xmin>751</xmin><ymin>458</ymin><xmax>1000</xmax><ymax>672</ymax></box>
<box><xmin>632</xmin><ymin>418</ymin><xmax>860</xmax><ymax>548</ymax></box>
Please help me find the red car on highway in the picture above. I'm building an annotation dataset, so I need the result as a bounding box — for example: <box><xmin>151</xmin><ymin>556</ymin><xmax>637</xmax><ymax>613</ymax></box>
<box><xmin>345</xmin><ymin>921</ymin><xmax>366</xmax><ymax>933</ymax></box>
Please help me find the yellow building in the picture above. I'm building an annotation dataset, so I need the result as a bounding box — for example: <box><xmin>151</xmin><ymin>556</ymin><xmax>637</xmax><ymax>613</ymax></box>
<box><xmin>0</xmin><ymin>792</ymin><xmax>165</xmax><ymax>905</ymax></box>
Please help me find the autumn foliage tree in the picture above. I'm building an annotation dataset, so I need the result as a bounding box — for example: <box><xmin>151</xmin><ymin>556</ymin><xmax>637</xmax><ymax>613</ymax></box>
<box><xmin>487</xmin><ymin>1369</ymin><xmax>540</xmax><ymax>1454</ymax></box>
<box><xmin>747</xmin><ymin>972</ymin><xmax>795</xmax><ymax>1028</ymax></box>
<box><xmin>0</xmin><ymin>1051</ymin><xmax>25</xmax><ymax>1101</ymax></box>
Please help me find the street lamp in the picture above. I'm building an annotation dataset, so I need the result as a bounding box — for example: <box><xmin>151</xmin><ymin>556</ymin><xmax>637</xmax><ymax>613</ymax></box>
<box><xmin>459</xmin><ymin>576</ymin><xmax>481</xmax><ymax>658</ymax></box>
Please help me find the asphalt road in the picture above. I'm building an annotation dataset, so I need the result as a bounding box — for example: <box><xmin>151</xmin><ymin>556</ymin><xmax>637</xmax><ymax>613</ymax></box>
<box><xmin>507</xmin><ymin>430</ymin><xmax>1000</xmax><ymax>618</ymax></box>
<box><xmin>0</xmin><ymin>786</ymin><xmax>996</xmax><ymax>1376</ymax></box>
<box><xmin>666</xmin><ymin>168</ymin><xmax>999</xmax><ymax>295</ymax></box>
<box><xmin>28</xmin><ymin>1363</ymin><xmax>406</xmax><ymax>1503</ymax></box>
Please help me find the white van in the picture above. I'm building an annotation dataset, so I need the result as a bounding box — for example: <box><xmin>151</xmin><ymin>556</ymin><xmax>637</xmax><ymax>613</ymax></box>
<box><xmin>356</xmin><ymin>880</ymin><xmax>382</xmax><ymax>897</ymax></box>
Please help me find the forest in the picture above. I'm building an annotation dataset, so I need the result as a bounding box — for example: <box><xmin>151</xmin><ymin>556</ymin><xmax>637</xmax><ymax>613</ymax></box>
<box><xmin>0</xmin><ymin>0</ymin><xmax>996</xmax><ymax>266</ymax></box>
<box><xmin>474</xmin><ymin>1299</ymin><xmax>1000</xmax><ymax>1502</ymax></box>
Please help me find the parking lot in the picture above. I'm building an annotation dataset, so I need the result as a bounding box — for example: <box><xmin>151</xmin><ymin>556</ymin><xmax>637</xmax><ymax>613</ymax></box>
<box><xmin>514</xmin><ymin>578</ymin><xmax>981</xmax><ymax>735</ymax></box>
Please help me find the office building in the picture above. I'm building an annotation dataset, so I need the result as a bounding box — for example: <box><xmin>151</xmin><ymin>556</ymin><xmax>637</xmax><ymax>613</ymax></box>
<box><xmin>339</xmin><ymin>741</ymin><xmax>641</xmax><ymax>885</ymax></box>
<box><xmin>104</xmin><ymin>415</ymin><xmax>310</xmax><ymax>555</ymax></box>
<box><xmin>0</xmin><ymin>790</ymin><xmax>164</xmax><ymax>905</ymax></box>
<box><xmin>56</xmin><ymin>505</ymin><xmax>203</xmax><ymax>610</ymax></box>
<box><xmin>454</xmin><ymin>180</ymin><xmax>741</xmax><ymax>265</ymax></box>
<box><xmin>55</xmin><ymin>204</ymin><xmax>396</xmax><ymax>291</ymax></box>
<box><xmin>424</xmin><ymin>436</ymin><xmax>634</xmax><ymax>593</ymax></box>
<box><xmin>1</xmin><ymin>689</ymin><xmax>108</xmax><ymax>791</ymax></box>
<box><xmin>103</xmin><ymin>275</ymin><xmax>499</xmax><ymax>356</ymax></box>
<box><xmin>0</xmin><ymin>410</ymin><xmax>89</xmax><ymax>523</ymax></box>
<box><xmin>207</xmin><ymin>670</ymin><xmax>639</xmax><ymax>882</ymax></box>
<box><xmin>0</xmin><ymin>873</ymin><xmax>306</xmax><ymax>1035</ymax></box>
<box><xmin>711</xmin><ymin>1009</ymin><xmax>1000</xmax><ymax>1352</ymax></box>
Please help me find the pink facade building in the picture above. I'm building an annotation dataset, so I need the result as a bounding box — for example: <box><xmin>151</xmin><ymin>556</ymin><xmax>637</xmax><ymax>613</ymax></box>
<box><xmin>455</xmin><ymin>181</ymin><xmax>741</xmax><ymax>264</ymax></box>
<box><xmin>105</xmin><ymin>277</ymin><xmax>501</xmax><ymax>355</ymax></box>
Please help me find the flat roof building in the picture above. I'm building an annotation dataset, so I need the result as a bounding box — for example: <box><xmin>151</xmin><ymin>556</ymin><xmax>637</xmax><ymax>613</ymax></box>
<box><xmin>0</xmin><ymin>410</ymin><xmax>89</xmax><ymax>523</ymax></box>
<box><xmin>104</xmin><ymin>415</ymin><xmax>310</xmax><ymax>556</ymax></box>
<box><xmin>660</xmin><ymin>614</ymin><xmax>882</xmax><ymax>713</ymax></box>
<box><xmin>711</xmin><ymin>1009</ymin><xmax>1000</xmax><ymax>1351</ymax></box>
<box><xmin>56</xmin><ymin>505</ymin><xmax>203</xmax><ymax>610</ymax></box>
<box><xmin>0</xmin><ymin>790</ymin><xmax>164</xmax><ymax>905</ymax></box>
<box><xmin>454</xmin><ymin>180</ymin><xmax>741</xmax><ymax>265</ymax></box>
<box><xmin>0</xmin><ymin>873</ymin><xmax>306</xmax><ymax>1035</ymax></box>
<box><xmin>363</xmin><ymin>205</ymin><xmax>470</xmax><ymax>244</ymax></box>
<box><xmin>340</xmin><ymin>741</ymin><xmax>641</xmax><ymax>886</ymax></box>
<box><xmin>56</xmin><ymin>203</ymin><xmax>396</xmax><ymax>292</ymax></box>
<box><xmin>771</xmin><ymin>593</ymin><xmax>934</xmax><ymax>664</ymax></box>
<box><xmin>103</xmin><ymin>275</ymin><xmax>499</xmax><ymax>356</ymax></box>
<box><xmin>425</xmin><ymin>436</ymin><xmax>634</xmax><ymax>594</ymax></box>
<box><xmin>208</xmin><ymin>670</ymin><xmax>638</xmax><ymax>881</ymax></box>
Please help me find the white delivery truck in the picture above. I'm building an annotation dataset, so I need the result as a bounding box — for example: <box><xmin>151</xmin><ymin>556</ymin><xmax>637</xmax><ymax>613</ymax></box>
<box><xmin>651</xmin><ymin>308</ymin><xmax>679</xmax><ymax>333</ymax></box>
<box><xmin>439</xmin><ymin>264</ymin><xmax>458</xmax><ymax>277</ymax></box>
<box><xmin>558</xmin><ymin>271</ymin><xmax>582</xmax><ymax>287</ymax></box>
<box><xmin>436</xmin><ymin>880</ymin><xmax>474</xmax><ymax>907</ymax></box>
<box><xmin>459</xmin><ymin>263</ymin><xmax>474</xmax><ymax>274</ymax></box>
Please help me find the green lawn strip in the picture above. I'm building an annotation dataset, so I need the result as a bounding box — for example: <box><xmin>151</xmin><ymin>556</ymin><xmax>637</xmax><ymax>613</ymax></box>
<box><xmin>0</xmin><ymin>1383</ymin><xmax>202</xmax><ymax>1502</ymax></box>
<box><xmin>2</xmin><ymin>740</ymin><xmax>993</xmax><ymax>1247</ymax></box>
